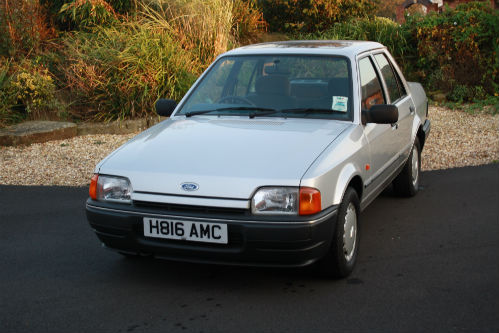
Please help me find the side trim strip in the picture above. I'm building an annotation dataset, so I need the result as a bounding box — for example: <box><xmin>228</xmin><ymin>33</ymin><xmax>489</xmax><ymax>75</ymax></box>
<box><xmin>360</xmin><ymin>161</ymin><xmax>405</xmax><ymax>211</ymax></box>
<box><xmin>364</xmin><ymin>152</ymin><xmax>404</xmax><ymax>188</ymax></box>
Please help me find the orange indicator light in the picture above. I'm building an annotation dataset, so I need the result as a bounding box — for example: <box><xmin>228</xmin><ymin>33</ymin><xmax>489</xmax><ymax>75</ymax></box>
<box><xmin>299</xmin><ymin>187</ymin><xmax>321</xmax><ymax>215</ymax></box>
<box><xmin>89</xmin><ymin>174</ymin><xmax>99</xmax><ymax>200</ymax></box>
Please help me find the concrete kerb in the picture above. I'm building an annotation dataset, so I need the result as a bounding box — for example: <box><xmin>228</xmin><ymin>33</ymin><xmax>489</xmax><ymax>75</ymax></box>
<box><xmin>0</xmin><ymin>117</ymin><xmax>165</xmax><ymax>146</ymax></box>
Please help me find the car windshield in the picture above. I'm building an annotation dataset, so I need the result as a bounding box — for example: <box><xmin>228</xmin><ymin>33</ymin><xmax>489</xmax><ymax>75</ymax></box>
<box><xmin>176</xmin><ymin>55</ymin><xmax>352</xmax><ymax>120</ymax></box>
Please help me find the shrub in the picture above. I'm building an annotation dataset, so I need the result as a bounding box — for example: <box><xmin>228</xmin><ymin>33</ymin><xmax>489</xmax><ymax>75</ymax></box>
<box><xmin>61</xmin><ymin>23</ymin><xmax>200</xmax><ymax>120</ymax></box>
<box><xmin>107</xmin><ymin>0</ymin><xmax>135</xmax><ymax>15</ymax></box>
<box><xmin>231</xmin><ymin>0</ymin><xmax>268</xmax><ymax>45</ymax></box>
<box><xmin>257</xmin><ymin>0</ymin><xmax>378</xmax><ymax>33</ymax></box>
<box><xmin>41</xmin><ymin>0</ymin><xmax>136</xmax><ymax>29</ymax></box>
<box><xmin>300</xmin><ymin>2</ymin><xmax>498</xmax><ymax>102</ymax></box>
<box><xmin>10</xmin><ymin>67</ymin><xmax>57</xmax><ymax>116</ymax></box>
<box><xmin>448</xmin><ymin>84</ymin><xmax>488</xmax><ymax>103</ymax></box>
<box><xmin>299</xmin><ymin>16</ymin><xmax>410</xmax><ymax>59</ymax></box>
<box><xmin>58</xmin><ymin>0</ymin><xmax>119</xmax><ymax>30</ymax></box>
<box><xmin>139</xmin><ymin>0</ymin><xmax>234</xmax><ymax>65</ymax></box>
<box><xmin>0</xmin><ymin>58</ymin><xmax>61</xmax><ymax>126</ymax></box>
<box><xmin>0</xmin><ymin>59</ymin><xmax>17</xmax><ymax>126</ymax></box>
<box><xmin>404</xmin><ymin>1</ymin><xmax>499</xmax><ymax>100</ymax></box>
<box><xmin>0</xmin><ymin>0</ymin><xmax>55</xmax><ymax>56</ymax></box>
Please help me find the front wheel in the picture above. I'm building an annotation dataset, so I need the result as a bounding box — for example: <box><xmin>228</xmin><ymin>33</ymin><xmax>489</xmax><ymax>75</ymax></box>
<box><xmin>317</xmin><ymin>187</ymin><xmax>360</xmax><ymax>278</ymax></box>
<box><xmin>393</xmin><ymin>137</ymin><xmax>421</xmax><ymax>197</ymax></box>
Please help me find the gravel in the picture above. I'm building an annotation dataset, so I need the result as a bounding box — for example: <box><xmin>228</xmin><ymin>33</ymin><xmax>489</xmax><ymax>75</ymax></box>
<box><xmin>420</xmin><ymin>106</ymin><xmax>498</xmax><ymax>171</ymax></box>
<box><xmin>1</xmin><ymin>106</ymin><xmax>498</xmax><ymax>187</ymax></box>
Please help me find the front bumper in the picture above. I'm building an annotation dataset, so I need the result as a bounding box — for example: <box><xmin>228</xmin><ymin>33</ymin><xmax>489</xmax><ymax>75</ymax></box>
<box><xmin>85</xmin><ymin>199</ymin><xmax>337</xmax><ymax>267</ymax></box>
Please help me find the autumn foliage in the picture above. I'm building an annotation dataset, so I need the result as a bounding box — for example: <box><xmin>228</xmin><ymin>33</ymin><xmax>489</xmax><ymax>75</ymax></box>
<box><xmin>0</xmin><ymin>0</ymin><xmax>497</xmax><ymax>127</ymax></box>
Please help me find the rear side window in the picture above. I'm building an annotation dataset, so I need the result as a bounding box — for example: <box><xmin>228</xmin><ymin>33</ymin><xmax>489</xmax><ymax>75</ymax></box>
<box><xmin>394</xmin><ymin>65</ymin><xmax>407</xmax><ymax>97</ymax></box>
<box><xmin>359</xmin><ymin>57</ymin><xmax>385</xmax><ymax>110</ymax></box>
<box><xmin>374</xmin><ymin>53</ymin><xmax>403</xmax><ymax>103</ymax></box>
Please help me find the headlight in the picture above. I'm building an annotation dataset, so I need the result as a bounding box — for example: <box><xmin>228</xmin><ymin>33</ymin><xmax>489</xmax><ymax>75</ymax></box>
<box><xmin>251</xmin><ymin>186</ymin><xmax>321</xmax><ymax>216</ymax></box>
<box><xmin>89</xmin><ymin>174</ymin><xmax>132</xmax><ymax>204</ymax></box>
<box><xmin>251</xmin><ymin>187</ymin><xmax>298</xmax><ymax>215</ymax></box>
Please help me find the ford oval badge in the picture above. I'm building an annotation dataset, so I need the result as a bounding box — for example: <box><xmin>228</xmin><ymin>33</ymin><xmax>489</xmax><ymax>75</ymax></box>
<box><xmin>181</xmin><ymin>182</ymin><xmax>199</xmax><ymax>192</ymax></box>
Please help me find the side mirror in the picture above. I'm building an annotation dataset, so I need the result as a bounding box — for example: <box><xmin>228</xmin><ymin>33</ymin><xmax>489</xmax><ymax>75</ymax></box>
<box><xmin>155</xmin><ymin>99</ymin><xmax>177</xmax><ymax>117</ymax></box>
<box><xmin>362</xmin><ymin>104</ymin><xmax>398</xmax><ymax>125</ymax></box>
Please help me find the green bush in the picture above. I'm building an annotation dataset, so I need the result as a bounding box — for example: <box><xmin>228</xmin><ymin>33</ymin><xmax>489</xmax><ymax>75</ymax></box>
<box><xmin>10</xmin><ymin>68</ymin><xmax>56</xmax><ymax>115</ymax></box>
<box><xmin>0</xmin><ymin>60</ymin><xmax>17</xmax><ymax>126</ymax></box>
<box><xmin>42</xmin><ymin>0</ymin><xmax>136</xmax><ymax>29</ymax></box>
<box><xmin>0</xmin><ymin>58</ymin><xmax>62</xmax><ymax>126</ymax></box>
<box><xmin>448</xmin><ymin>84</ymin><xmax>488</xmax><ymax>103</ymax></box>
<box><xmin>299</xmin><ymin>16</ymin><xmax>410</xmax><ymax>59</ymax></box>
<box><xmin>60</xmin><ymin>23</ymin><xmax>200</xmax><ymax>120</ymax></box>
<box><xmin>107</xmin><ymin>0</ymin><xmax>135</xmax><ymax>15</ymax></box>
<box><xmin>404</xmin><ymin>1</ymin><xmax>499</xmax><ymax>101</ymax></box>
<box><xmin>232</xmin><ymin>0</ymin><xmax>268</xmax><ymax>45</ymax></box>
<box><xmin>0</xmin><ymin>0</ymin><xmax>54</xmax><ymax>56</ymax></box>
<box><xmin>300</xmin><ymin>2</ymin><xmax>498</xmax><ymax>102</ymax></box>
<box><xmin>257</xmin><ymin>0</ymin><xmax>378</xmax><ymax>33</ymax></box>
<box><xmin>59</xmin><ymin>0</ymin><xmax>119</xmax><ymax>30</ymax></box>
<box><xmin>139</xmin><ymin>0</ymin><xmax>235</xmax><ymax>66</ymax></box>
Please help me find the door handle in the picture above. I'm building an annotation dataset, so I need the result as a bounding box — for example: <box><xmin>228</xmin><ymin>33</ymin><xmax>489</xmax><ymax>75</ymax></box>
<box><xmin>409</xmin><ymin>106</ymin><xmax>415</xmax><ymax>115</ymax></box>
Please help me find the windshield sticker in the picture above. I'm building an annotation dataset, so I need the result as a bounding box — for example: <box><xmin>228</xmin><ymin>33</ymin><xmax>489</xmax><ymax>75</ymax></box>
<box><xmin>332</xmin><ymin>96</ymin><xmax>348</xmax><ymax>112</ymax></box>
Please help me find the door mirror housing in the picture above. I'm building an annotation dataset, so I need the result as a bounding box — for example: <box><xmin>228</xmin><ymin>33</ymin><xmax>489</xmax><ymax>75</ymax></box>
<box><xmin>155</xmin><ymin>99</ymin><xmax>177</xmax><ymax>117</ymax></box>
<box><xmin>362</xmin><ymin>104</ymin><xmax>398</xmax><ymax>125</ymax></box>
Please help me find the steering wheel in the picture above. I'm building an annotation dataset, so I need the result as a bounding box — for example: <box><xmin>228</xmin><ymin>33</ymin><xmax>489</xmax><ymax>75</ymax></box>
<box><xmin>217</xmin><ymin>95</ymin><xmax>255</xmax><ymax>106</ymax></box>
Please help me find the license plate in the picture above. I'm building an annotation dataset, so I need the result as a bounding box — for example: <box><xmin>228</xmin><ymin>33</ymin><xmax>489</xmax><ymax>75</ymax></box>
<box><xmin>143</xmin><ymin>218</ymin><xmax>228</xmax><ymax>244</ymax></box>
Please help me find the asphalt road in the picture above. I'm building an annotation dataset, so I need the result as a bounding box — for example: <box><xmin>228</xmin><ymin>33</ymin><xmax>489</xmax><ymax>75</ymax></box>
<box><xmin>1</xmin><ymin>164</ymin><xmax>498</xmax><ymax>333</ymax></box>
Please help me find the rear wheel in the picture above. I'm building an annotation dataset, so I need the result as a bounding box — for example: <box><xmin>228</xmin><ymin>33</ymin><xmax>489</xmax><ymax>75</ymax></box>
<box><xmin>393</xmin><ymin>137</ymin><xmax>421</xmax><ymax>197</ymax></box>
<box><xmin>318</xmin><ymin>187</ymin><xmax>360</xmax><ymax>278</ymax></box>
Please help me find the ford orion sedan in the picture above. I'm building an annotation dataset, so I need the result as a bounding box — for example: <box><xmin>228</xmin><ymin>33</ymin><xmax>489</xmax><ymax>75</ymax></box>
<box><xmin>86</xmin><ymin>41</ymin><xmax>431</xmax><ymax>278</ymax></box>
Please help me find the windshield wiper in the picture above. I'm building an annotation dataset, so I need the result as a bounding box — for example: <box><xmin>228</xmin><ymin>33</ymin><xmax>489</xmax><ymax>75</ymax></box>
<box><xmin>184</xmin><ymin>107</ymin><xmax>343</xmax><ymax>118</ymax></box>
<box><xmin>280</xmin><ymin>108</ymin><xmax>344</xmax><ymax>114</ymax></box>
<box><xmin>248</xmin><ymin>108</ymin><xmax>345</xmax><ymax>118</ymax></box>
<box><xmin>184</xmin><ymin>106</ymin><xmax>276</xmax><ymax>118</ymax></box>
<box><xmin>184</xmin><ymin>109</ymin><xmax>220</xmax><ymax>117</ymax></box>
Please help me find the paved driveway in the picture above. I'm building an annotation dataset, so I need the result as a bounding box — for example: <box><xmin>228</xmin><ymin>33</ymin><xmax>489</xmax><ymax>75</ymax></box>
<box><xmin>1</xmin><ymin>164</ymin><xmax>498</xmax><ymax>332</ymax></box>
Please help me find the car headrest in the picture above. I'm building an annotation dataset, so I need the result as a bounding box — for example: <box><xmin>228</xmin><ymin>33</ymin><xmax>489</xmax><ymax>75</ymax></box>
<box><xmin>256</xmin><ymin>75</ymin><xmax>290</xmax><ymax>96</ymax></box>
<box><xmin>328</xmin><ymin>77</ymin><xmax>349</xmax><ymax>97</ymax></box>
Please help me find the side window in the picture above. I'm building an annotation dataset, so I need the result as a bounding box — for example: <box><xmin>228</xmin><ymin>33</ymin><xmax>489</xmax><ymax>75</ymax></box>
<box><xmin>394</xmin><ymin>65</ymin><xmax>407</xmax><ymax>97</ymax></box>
<box><xmin>374</xmin><ymin>53</ymin><xmax>402</xmax><ymax>102</ymax></box>
<box><xmin>359</xmin><ymin>57</ymin><xmax>385</xmax><ymax>110</ymax></box>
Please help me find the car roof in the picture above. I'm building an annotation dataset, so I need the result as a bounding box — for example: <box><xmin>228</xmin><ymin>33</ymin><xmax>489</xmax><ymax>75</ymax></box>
<box><xmin>223</xmin><ymin>40</ymin><xmax>385</xmax><ymax>57</ymax></box>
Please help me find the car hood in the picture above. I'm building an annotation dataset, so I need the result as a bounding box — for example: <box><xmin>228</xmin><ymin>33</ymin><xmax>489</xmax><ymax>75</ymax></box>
<box><xmin>98</xmin><ymin>116</ymin><xmax>350</xmax><ymax>200</ymax></box>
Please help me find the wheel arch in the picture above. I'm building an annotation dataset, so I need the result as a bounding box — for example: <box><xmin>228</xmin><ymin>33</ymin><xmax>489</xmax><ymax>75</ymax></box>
<box><xmin>347</xmin><ymin>175</ymin><xmax>363</xmax><ymax>202</ymax></box>
<box><xmin>416</xmin><ymin>125</ymin><xmax>426</xmax><ymax>150</ymax></box>
<box><xmin>332</xmin><ymin>163</ymin><xmax>364</xmax><ymax>206</ymax></box>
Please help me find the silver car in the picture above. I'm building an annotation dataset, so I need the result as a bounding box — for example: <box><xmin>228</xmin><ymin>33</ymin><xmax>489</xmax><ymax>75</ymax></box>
<box><xmin>86</xmin><ymin>41</ymin><xmax>430</xmax><ymax>278</ymax></box>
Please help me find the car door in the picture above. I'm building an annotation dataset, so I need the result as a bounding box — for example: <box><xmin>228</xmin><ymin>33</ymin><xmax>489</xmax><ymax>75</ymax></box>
<box><xmin>373</xmin><ymin>52</ymin><xmax>415</xmax><ymax>160</ymax></box>
<box><xmin>358</xmin><ymin>55</ymin><xmax>400</xmax><ymax>193</ymax></box>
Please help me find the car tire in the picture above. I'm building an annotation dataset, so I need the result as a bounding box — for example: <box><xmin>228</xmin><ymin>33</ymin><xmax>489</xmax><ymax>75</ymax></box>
<box><xmin>393</xmin><ymin>137</ymin><xmax>421</xmax><ymax>197</ymax></box>
<box><xmin>317</xmin><ymin>187</ymin><xmax>360</xmax><ymax>278</ymax></box>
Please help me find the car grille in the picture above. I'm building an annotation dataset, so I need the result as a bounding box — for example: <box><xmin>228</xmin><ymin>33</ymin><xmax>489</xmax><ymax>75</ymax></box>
<box><xmin>133</xmin><ymin>200</ymin><xmax>249</xmax><ymax>218</ymax></box>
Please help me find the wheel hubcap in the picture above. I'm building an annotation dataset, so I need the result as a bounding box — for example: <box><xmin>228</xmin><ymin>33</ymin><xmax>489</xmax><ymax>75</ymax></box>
<box><xmin>411</xmin><ymin>146</ymin><xmax>419</xmax><ymax>188</ymax></box>
<box><xmin>343</xmin><ymin>203</ymin><xmax>357</xmax><ymax>262</ymax></box>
